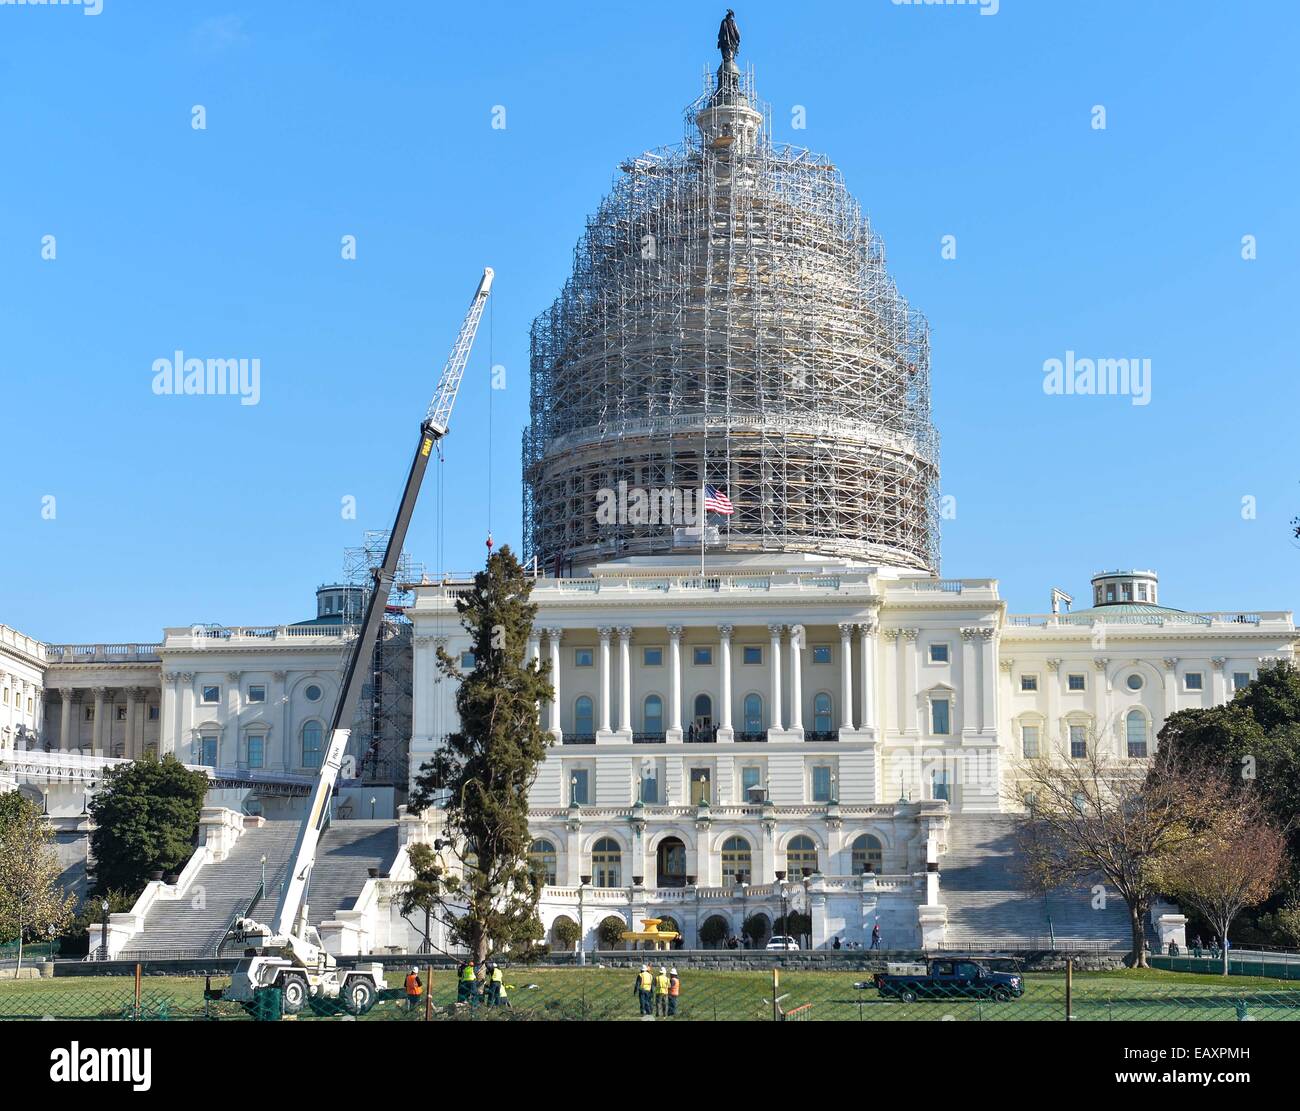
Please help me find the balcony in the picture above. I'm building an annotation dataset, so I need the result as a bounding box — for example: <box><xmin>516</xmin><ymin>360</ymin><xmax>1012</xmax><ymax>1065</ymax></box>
<box><xmin>804</xmin><ymin>730</ymin><xmax>839</xmax><ymax>743</ymax></box>
<box><xmin>562</xmin><ymin>734</ymin><xmax>596</xmax><ymax>746</ymax></box>
<box><xmin>632</xmin><ymin>732</ymin><xmax>666</xmax><ymax>744</ymax></box>
<box><xmin>733</xmin><ymin>731</ymin><xmax>766</xmax><ymax>743</ymax></box>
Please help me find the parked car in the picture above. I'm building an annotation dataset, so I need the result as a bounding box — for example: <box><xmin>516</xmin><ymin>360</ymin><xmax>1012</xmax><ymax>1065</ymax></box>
<box><xmin>766</xmin><ymin>935</ymin><xmax>800</xmax><ymax>951</ymax></box>
<box><xmin>875</xmin><ymin>958</ymin><xmax>1023</xmax><ymax>1003</ymax></box>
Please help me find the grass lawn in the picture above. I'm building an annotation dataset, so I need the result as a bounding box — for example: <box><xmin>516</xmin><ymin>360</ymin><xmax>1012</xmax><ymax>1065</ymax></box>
<box><xmin>1</xmin><ymin>966</ymin><xmax>1296</xmax><ymax>1021</ymax></box>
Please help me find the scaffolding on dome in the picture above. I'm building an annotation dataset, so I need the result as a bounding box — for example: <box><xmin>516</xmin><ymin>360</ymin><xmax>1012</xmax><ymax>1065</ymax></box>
<box><xmin>523</xmin><ymin>64</ymin><xmax>940</xmax><ymax>575</ymax></box>
<box><xmin>339</xmin><ymin>530</ymin><xmax>421</xmax><ymax>790</ymax></box>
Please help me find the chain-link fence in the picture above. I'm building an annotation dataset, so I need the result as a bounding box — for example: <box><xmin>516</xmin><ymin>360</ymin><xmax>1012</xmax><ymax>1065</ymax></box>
<box><xmin>3</xmin><ymin>966</ymin><xmax>1300</xmax><ymax>1021</ymax></box>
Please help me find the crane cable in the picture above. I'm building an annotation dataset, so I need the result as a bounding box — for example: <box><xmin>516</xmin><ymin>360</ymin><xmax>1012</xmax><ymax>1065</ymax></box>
<box><xmin>486</xmin><ymin>290</ymin><xmax>495</xmax><ymax>557</ymax></box>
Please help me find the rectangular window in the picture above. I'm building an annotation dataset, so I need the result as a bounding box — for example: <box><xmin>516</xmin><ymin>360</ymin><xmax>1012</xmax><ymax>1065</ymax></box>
<box><xmin>743</xmin><ymin>646</ymin><xmax>763</xmax><ymax>665</ymax></box>
<box><xmin>1233</xmin><ymin>672</ymin><xmax>1251</xmax><ymax>691</ymax></box>
<box><xmin>690</xmin><ymin>768</ymin><xmax>711</xmax><ymax>806</ymax></box>
<box><xmin>84</xmin><ymin>705</ymin><xmax>95</xmax><ymax>721</ymax></box>
<box><xmin>574</xmin><ymin>647</ymin><xmax>594</xmax><ymax>668</ymax></box>
<box><xmin>741</xmin><ymin>765</ymin><xmax>762</xmax><ymax>801</ymax></box>
<box><xmin>640</xmin><ymin>768</ymin><xmax>659</xmax><ymax>804</ymax></box>
<box><xmin>812</xmin><ymin>645</ymin><xmax>832</xmax><ymax>664</ymax></box>
<box><xmin>693</xmin><ymin>646</ymin><xmax>713</xmax><ymax>666</ymax></box>
<box><xmin>148</xmin><ymin>705</ymin><xmax>159</xmax><ymax>721</ymax></box>
<box><xmin>460</xmin><ymin>651</ymin><xmax>476</xmax><ymax>669</ymax></box>
<box><xmin>929</xmin><ymin>643</ymin><xmax>949</xmax><ymax>664</ymax></box>
<box><xmin>1069</xmin><ymin>724</ymin><xmax>1087</xmax><ymax>759</ymax></box>
<box><xmin>1</xmin><ymin>689</ymin><xmax>7</xmax><ymax>705</ymax></box>
<box><xmin>1067</xmin><ymin>673</ymin><xmax>1086</xmax><ymax>692</ymax></box>
<box><xmin>1022</xmin><ymin>725</ymin><xmax>1040</xmax><ymax>758</ymax></box>
<box><xmin>1185</xmin><ymin>672</ymin><xmax>1203</xmax><ymax>691</ymax></box>
<box><xmin>200</xmin><ymin>736</ymin><xmax>218</xmax><ymax>767</ymax></box>
<box><xmin>569</xmin><ymin>769</ymin><xmax>589</xmax><ymax>806</ymax></box>
<box><xmin>931</xmin><ymin>698</ymin><xmax>951</xmax><ymax>736</ymax></box>
<box><xmin>643</xmin><ymin>647</ymin><xmax>663</xmax><ymax>666</ymax></box>
<box><xmin>115</xmin><ymin>706</ymin><xmax>127</xmax><ymax>721</ymax></box>
<box><xmin>1020</xmin><ymin>675</ymin><xmax>1038</xmax><ymax>692</ymax></box>
<box><xmin>201</xmin><ymin>685</ymin><xmax>220</xmax><ymax>704</ymax></box>
<box><xmin>246</xmin><ymin>735</ymin><xmax>265</xmax><ymax>769</ymax></box>
<box><xmin>247</xmin><ymin>685</ymin><xmax>266</xmax><ymax>703</ymax></box>
<box><xmin>1137</xmin><ymin>583</ymin><xmax>1148</xmax><ymax>601</ymax></box>
<box><xmin>811</xmin><ymin>765</ymin><xmax>832</xmax><ymax>803</ymax></box>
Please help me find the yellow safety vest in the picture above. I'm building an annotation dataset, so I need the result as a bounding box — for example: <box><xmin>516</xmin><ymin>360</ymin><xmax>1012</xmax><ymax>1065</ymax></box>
<box><xmin>491</xmin><ymin>967</ymin><xmax>503</xmax><ymax>984</ymax></box>
<box><xmin>638</xmin><ymin>971</ymin><xmax>653</xmax><ymax>991</ymax></box>
<box><xmin>655</xmin><ymin>974</ymin><xmax>670</xmax><ymax>995</ymax></box>
<box><xmin>461</xmin><ymin>965</ymin><xmax>475</xmax><ymax>982</ymax></box>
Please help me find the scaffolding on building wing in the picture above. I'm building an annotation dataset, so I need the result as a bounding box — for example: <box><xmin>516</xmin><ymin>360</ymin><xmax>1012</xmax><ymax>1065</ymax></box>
<box><xmin>523</xmin><ymin>63</ymin><xmax>940</xmax><ymax>575</ymax></box>
<box><xmin>339</xmin><ymin>530</ymin><xmax>423</xmax><ymax>791</ymax></box>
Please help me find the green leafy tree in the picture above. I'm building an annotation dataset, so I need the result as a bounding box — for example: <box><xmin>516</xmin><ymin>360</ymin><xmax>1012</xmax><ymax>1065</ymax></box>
<box><xmin>597</xmin><ymin>916</ymin><xmax>626</xmax><ymax>949</ymax></box>
<box><xmin>742</xmin><ymin>913</ymin><xmax>769</xmax><ymax>947</ymax></box>
<box><xmin>407</xmin><ymin>547</ymin><xmax>553</xmax><ymax>963</ymax></box>
<box><xmin>698</xmin><ymin>915</ymin><xmax>728</xmax><ymax>948</ymax></box>
<box><xmin>397</xmin><ymin>841</ymin><xmax>446</xmax><ymax>954</ymax></box>
<box><xmin>0</xmin><ymin>803</ymin><xmax>76</xmax><ymax>972</ymax></box>
<box><xmin>551</xmin><ymin>916</ymin><xmax>581</xmax><ymax>951</ymax></box>
<box><xmin>87</xmin><ymin>753</ymin><xmax>210</xmax><ymax>897</ymax></box>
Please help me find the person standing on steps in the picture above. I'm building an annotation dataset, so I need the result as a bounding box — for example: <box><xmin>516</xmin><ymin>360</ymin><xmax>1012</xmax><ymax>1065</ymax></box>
<box><xmin>870</xmin><ymin>923</ymin><xmax>882</xmax><ymax>951</ymax></box>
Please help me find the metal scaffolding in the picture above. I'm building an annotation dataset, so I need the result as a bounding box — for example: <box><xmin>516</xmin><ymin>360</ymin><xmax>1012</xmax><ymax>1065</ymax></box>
<box><xmin>523</xmin><ymin>64</ymin><xmax>939</xmax><ymax>574</ymax></box>
<box><xmin>340</xmin><ymin>531</ymin><xmax>420</xmax><ymax>790</ymax></box>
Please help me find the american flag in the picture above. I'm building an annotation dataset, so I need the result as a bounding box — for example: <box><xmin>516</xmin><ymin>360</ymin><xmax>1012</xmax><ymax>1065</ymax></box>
<box><xmin>703</xmin><ymin>484</ymin><xmax>734</xmax><ymax>515</ymax></box>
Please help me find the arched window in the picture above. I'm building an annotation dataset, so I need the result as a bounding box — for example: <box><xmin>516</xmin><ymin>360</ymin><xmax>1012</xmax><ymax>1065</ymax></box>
<box><xmin>721</xmin><ymin>835</ymin><xmax>752</xmax><ymax>885</ymax></box>
<box><xmin>528</xmin><ymin>839</ymin><xmax>557</xmax><ymax>886</ymax></box>
<box><xmin>743</xmin><ymin>693</ymin><xmax>763</xmax><ymax>734</ymax></box>
<box><xmin>1126</xmin><ymin>710</ymin><xmax>1147</xmax><ymax>758</ymax></box>
<box><xmin>851</xmin><ymin>834</ymin><xmax>883</xmax><ymax>874</ymax></box>
<box><xmin>813</xmin><ymin>693</ymin><xmax>833</xmax><ymax>732</ymax></box>
<box><xmin>574</xmin><ymin>696</ymin><xmax>594</xmax><ymax>737</ymax></box>
<box><xmin>301</xmin><ymin>721</ymin><xmax>322</xmax><ymax>768</ymax></box>
<box><xmin>786</xmin><ymin>834</ymin><xmax>818</xmax><ymax>877</ymax></box>
<box><xmin>643</xmin><ymin>695</ymin><xmax>663</xmax><ymax>736</ymax></box>
<box><xmin>592</xmin><ymin>837</ymin><xmax>622</xmax><ymax>888</ymax></box>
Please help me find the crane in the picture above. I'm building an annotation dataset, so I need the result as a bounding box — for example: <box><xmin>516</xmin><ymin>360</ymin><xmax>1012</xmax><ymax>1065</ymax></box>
<box><xmin>222</xmin><ymin>267</ymin><xmax>494</xmax><ymax>1015</ymax></box>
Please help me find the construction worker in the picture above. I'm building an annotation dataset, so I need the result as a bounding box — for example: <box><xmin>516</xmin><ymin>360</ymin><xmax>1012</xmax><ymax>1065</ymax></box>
<box><xmin>457</xmin><ymin>958</ymin><xmax>477</xmax><ymax>1004</ymax></box>
<box><xmin>633</xmin><ymin>963</ymin><xmax>654</xmax><ymax>1015</ymax></box>
<box><xmin>491</xmin><ymin>962</ymin><xmax>509</xmax><ymax>1008</ymax></box>
<box><xmin>654</xmin><ymin>966</ymin><xmax>670</xmax><ymax>1017</ymax></box>
<box><xmin>668</xmin><ymin>968</ymin><xmax>680</xmax><ymax>1016</ymax></box>
<box><xmin>404</xmin><ymin>966</ymin><xmax>424</xmax><ymax>1011</ymax></box>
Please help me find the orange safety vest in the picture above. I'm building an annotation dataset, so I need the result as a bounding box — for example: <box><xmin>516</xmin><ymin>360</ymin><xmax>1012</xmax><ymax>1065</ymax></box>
<box><xmin>405</xmin><ymin>973</ymin><xmax>423</xmax><ymax>997</ymax></box>
<box><xmin>669</xmin><ymin>976</ymin><xmax>680</xmax><ymax>997</ymax></box>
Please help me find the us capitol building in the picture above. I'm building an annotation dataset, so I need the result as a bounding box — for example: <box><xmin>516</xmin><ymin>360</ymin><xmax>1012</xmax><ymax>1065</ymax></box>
<box><xmin>3</xmin><ymin>21</ymin><xmax>1295</xmax><ymax>956</ymax></box>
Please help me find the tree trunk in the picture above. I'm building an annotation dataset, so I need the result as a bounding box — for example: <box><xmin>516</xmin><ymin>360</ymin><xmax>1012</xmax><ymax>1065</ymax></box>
<box><xmin>1129</xmin><ymin>907</ymin><xmax>1147</xmax><ymax>968</ymax></box>
<box><xmin>15</xmin><ymin>911</ymin><xmax>24</xmax><ymax>976</ymax></box>
<box><xmin>1222</xmin><ymin>936</ymin><xmax>1229</xmax><ymax>978</ymax></box>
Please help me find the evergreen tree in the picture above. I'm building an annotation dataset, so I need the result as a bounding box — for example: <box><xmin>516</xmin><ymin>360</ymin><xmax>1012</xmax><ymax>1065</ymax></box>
<box><xmin>408</xmin><ymin>546</ymin><xmax>553</xmax><ymax>962</ymax></box>
<box><xmin>88</xmin><ymin>753</ymin><xmax>211</xmax><ymax>897</ymax></box>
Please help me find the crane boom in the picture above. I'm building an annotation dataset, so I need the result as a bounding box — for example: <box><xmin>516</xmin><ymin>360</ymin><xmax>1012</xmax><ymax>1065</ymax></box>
<box><xmin>269</xmin><ymin>267</ymin><xmax>494</xmax><ymax>940</ymax></box>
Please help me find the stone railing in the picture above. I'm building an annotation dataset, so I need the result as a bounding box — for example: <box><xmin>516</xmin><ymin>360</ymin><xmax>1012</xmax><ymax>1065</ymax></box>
<box><xmin>1007</xmin><ymin>611</ymin><xmax>1290</xmax><ymax>628</ymax></box>
<box><xmin>0</xmin><ymin>624</ymin><xmax>48</xmax><ymax>662</ymax></box>
<box><xmin>45</xmin><ymin>642</ymin><xmax>162</xmax><ymax>663</ymax></box>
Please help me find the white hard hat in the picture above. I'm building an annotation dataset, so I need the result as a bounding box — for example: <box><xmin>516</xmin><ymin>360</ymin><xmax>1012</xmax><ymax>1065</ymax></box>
<box><xmin>640</xmin><ymin>964</ymin><xmax>649</xmax><ymax>971</ymax></box>
<box><xmin>659</xmin><ymin>966</ymin><xmax>667</xmax><ymax>973</ymax></box>
<box><xmin>669</xmin><ymin>967</ymin><xmax>678</xmax><ymax>975</ymax></box>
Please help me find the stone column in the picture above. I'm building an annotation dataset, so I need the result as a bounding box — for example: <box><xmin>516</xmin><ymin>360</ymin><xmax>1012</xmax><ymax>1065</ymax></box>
<box><xmin>717</xmin><ymin>624</ymin><xmax>734</xmax><ymax>739</ymax></box>
<box><xmin>91</xmin><ymin>687</ymin><xmax>107</xmax><ymax>757</ymax></box>
<box><xmin>789</xmin><ymin>625</ymin><xmax>804</xmax><ymax>734</ymax></box>
<box><xmin>768</xmin><ymin>625</ymin><xmax>784</xmax><ymax>732</ymax></box>
<box><xmin>273</xmin><ymin>671</ymin><xmax>289</xmax><ymax>771</ymax></box>
<box><xmin>597</xmin><ymin>627</ymin><xmax>613</xmax><ymax>734</ymax></box>
<box><xmin>125</xmin><ymin>688</ymin><xmax>140</xmax><ymax>759</ymax></box>
<box><xmin>960</xmin><ymin>628</ymin><xmax>978</xmax><ymax>736</ymax></box>
<box><xmin>901</xmin><ymin>630</ymin><xmax>920</xmax><ymax>735</ymax></box>
<box><xmin>178</xmin><ymin>673</ymin><xmax>195</xmax><ymax>761</ymax></box>
<box><xmin>1211</xmin><ymin>656</ymin><xmax>1227</xmax><ymax>704</ymax></box>
<box><xmin>838</xmin><ymin>623</ymin><xmax>855</xmax><ymax>730</ymax></box>
<box><xmin>226</xmin><ymin>672</ymin><xmax>242</xmax><ymax>768</ymax></box>
<box><xmin>1162</xmin><ymin>658</ymin><xmax>1180</xmax><ymax>726</ymax></box>
<box><xmin>978</xmin><ymin>629</ymin><xmax>997</xmax><ymax>735</ymax></box>
<box><xmin>59</xmin><ymin>689</ymin><xmax>74</xmax><ymax>751</ymax></box>
<box><xmin>1046</xmin><ymin>659</ymin><xmax>1061</xmax><ymax>750</ymax></box>
<box><xmin>667</xmin><ymin>625</ymin><xmax>684</xmax><ymax>740</ymax></box>
<box><xmin>547</xmin><ymin>629</ymin><xmax>563</xmax><ymax>738</ymax></box>
<box><xmin>858</xmin><ymin>622</ymin><xmax>876</xmax><ymax>732</ymax></box>
<box><xmin>618</xmin><ymin>627</ymin><xmax>633</xmax><ymax>735</ymax></box>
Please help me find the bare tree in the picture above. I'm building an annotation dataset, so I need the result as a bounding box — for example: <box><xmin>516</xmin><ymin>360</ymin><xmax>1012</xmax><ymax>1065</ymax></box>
<box><xmin>0</xmin><ymin>804</ymin><xmax>76</xmax><ymax>973</ymax></box>
<box><xmin>1011</xmin><ymin>735</ymin><xmax>1215</xmax><ymax>968</ymax></box>
<box><xmin>1159</xmin><ymin>785</ymin><xmax>1289</xmax><ymax>975</ymax></box>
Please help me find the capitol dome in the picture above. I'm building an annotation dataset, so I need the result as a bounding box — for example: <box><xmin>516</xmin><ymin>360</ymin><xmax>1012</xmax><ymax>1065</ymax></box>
<box><xmin>523</xmin><ymin>47</ymin><xmax>939</xmax><ymax>573</ymax></box>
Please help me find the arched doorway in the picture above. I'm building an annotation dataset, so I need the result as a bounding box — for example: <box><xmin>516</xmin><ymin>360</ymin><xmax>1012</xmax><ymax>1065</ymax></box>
<box><xmin>656</xmin><ymin>836</ymin><xmax>687</xmax><ymax>888</ymax></box>
<box><xmin>699</xmin><ymin>914</ymin><xmax>730</xmax><ymax>949</ymax></box>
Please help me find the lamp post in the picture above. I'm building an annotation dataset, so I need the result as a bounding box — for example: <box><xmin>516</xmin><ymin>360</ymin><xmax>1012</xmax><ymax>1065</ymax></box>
<box><xmin>98</xmin><ymin>897</ymin><xmax>109</xmax><ymax>961</ymax></box>
<box><xmin>801</xmin><ymin>867</ymin><xmax>812</xmax><ymax>950</ymax></box>
<box><xmin>775</xmin><ymin>870</ymin><xmax>788</xmax><ymax>941</ymax></box>
<box><xmin>738</xmin><ymin>882</ymin><xmax>749</xmax><ymax>948</ymax></box>
<box><xmin>578</xmin><ymin>874</ymin><xmax>591</xmax><ymax>967</ymax></box>
<box><xmin>369</xmin><ymin>795</ymin><xmax>377</xmax><ymax>820</ymax></box>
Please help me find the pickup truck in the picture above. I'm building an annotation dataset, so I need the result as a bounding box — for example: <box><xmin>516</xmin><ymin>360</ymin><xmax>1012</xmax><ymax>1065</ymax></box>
<box><xmin>874</xmin><ymin>958</ymin><xmax>1024</xmax><ymax>1003</ymax></box>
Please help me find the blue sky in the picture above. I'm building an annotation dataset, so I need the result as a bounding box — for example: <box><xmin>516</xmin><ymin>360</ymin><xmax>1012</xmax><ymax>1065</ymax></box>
<box><xmin>2</xmin><ymin>0</ymin><xmax>1298</xmax><ymax>642</ymax></box>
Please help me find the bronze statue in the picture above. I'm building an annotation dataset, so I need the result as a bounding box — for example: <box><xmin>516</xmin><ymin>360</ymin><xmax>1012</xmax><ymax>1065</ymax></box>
<box><xmin>717</xmin><ymin>9</ymin><xmax>740</xmax><ymax>62</ymax></box>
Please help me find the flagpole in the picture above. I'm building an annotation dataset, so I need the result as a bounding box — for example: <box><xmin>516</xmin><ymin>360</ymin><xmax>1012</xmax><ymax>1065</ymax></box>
<box><xmin>700</xmin><ymin>483</ymin><xmax>707</xmax><ymax>577</ymax></box>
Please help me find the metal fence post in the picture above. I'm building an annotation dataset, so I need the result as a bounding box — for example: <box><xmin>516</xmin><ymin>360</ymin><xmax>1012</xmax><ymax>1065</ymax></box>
<box><xmin>134</xmin><ymin>963</ymin><xmax>142</xmax><ymax>1019</ymax></box>
<box><xmin>1065</xmin><ymin>958</ymin><xmax>1073</xmax><ymax>1021</ymax></box>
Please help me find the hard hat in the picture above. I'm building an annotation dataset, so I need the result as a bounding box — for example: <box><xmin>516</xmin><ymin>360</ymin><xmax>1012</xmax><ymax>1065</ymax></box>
<box><xmin>670</xmin><ymin>968</ymin><xmax>678</xmax><ymax>975</ymax></box>
<box><xmin>659</xmin><ymin>966</ymin><xmax>667</xmax><ymax>973</ymax></box>
<box><xmin>640</xmin><ymin>964</ymin><xmax>649</xmax><ymax>971</ymax></box>
<box><xmin>410</xmin><ymin>966</ymin><xmax>418</xmax><ymax>974</ymax></box>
